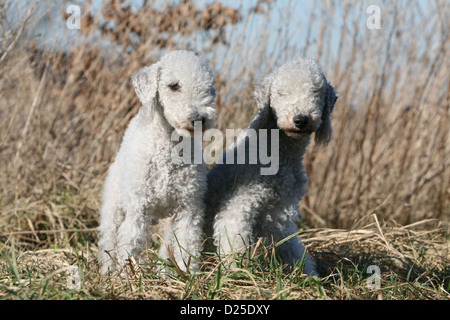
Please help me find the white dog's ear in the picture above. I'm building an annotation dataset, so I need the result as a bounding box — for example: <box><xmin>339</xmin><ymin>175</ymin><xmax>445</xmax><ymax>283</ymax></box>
<box><xmin>132</xmin><ymin>62</ymin><xmax>160</xmax><ymax>105</ymax></box>
<box><xmin>315</xmin><ymin>81</ymin><xmax>337</xmax><ymax>146</ymax></box>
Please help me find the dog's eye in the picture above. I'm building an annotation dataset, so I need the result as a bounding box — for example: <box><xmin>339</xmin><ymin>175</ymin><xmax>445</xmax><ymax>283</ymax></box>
<box><xmin>168</xmin><ymin>82</ymin><xmax>181</xmax><ymax>92</ymax></box>
<box><xmin>277</xmin><ymin>91</ymin><xmax>286</xmax><ymax>97</ymax></box>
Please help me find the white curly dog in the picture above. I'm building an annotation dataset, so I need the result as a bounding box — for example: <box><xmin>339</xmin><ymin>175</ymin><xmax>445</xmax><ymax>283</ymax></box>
<box><xmin>97</xmin><ymin>50</ymin><xmax>216</xmax><ymax>274</ymax></box>
<box><xmin>204</xmin><ymin>57</ymin><xmax>337</xmax><ymax>276</ymax></box>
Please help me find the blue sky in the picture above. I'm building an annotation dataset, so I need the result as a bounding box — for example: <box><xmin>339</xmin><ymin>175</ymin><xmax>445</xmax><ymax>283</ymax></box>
<box><xmin>9</xmin><ymin>1</ymin><xmax>431</xmax><ymax>55</ymax></box>
<box><xmin>6</xmin><ymin>0</ymin><xmax>435</xmax><ymax>90</ymax></box>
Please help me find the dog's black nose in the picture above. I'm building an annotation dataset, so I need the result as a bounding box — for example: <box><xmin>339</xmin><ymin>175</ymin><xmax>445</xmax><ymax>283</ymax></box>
<box><xmin>293</xmin><ymin>115</ymin><xmax>310</xmax><ymax>128</ymax></box>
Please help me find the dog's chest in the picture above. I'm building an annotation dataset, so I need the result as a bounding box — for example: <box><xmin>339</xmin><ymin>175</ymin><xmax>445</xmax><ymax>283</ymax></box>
<box><xmin>143</xmin><ymin>148</ymin><xmax>202</xmax><ymax>216</ymax></box>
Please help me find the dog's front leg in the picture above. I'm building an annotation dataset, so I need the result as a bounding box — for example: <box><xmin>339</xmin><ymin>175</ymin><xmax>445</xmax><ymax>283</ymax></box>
<box><xmin>158</xmin><ymin>203</ymin><xmax>204</xmax><ymax>274</ymax></box>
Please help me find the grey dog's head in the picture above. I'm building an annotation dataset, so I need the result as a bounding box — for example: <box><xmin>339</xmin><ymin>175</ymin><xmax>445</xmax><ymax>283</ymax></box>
<box><xmin>254</xmin><ymin>57</ymin><xmax>337</xmax><ymax>145</ymax></box>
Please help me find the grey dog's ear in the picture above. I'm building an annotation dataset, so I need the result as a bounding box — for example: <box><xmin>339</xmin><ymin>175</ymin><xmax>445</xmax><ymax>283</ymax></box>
<box><xmin>249</xmin><ymin>75</ymin><xmax>273</xmax><ymax>129</ymax></box>
<box><xmin>315</xmin><ymin>81</ymin><xmax>337</xmax><ymax>146</ymax></box>
<box><xmin>253</xmin><ymin>75</ymin><xmax>272</xmax><ymax>110</ymax></box>
<box><xmin>132</xmin><ymin>62</ymin><xmax>160</xmax><ymax>105</ymax></box>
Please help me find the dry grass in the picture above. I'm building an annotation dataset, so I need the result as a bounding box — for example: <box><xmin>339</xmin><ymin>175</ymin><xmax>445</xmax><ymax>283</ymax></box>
<box><xmin>1</xmin><ymin>216</ymin><xmax>448</xmax><ymax>300</ymax></box>
<box><xmin>0</xmin><ymin>0</ymin><xmax>449</xmax><ymax>300</ymax></box>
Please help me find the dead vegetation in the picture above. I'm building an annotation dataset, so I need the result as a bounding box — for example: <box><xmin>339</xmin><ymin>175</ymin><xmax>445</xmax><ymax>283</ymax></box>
<box><xmin>1</xmin><ymin>216</ymin><xmax>448</xmax><ymax>300</ymax></box>
<box><xmin>0</xmin><ymin>0</ymin><xmax>449</xmax><ymax>300</ymax></box>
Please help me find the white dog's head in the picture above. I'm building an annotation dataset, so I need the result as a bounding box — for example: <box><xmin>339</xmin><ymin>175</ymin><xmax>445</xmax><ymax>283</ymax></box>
<box><xmin>132</xmin><ymin>50</ymin><xmax>216</xmax><ymax>132</ymax></box>
<box><xmin>254</xmin><ymin>58</ymin><xmax>337</xmax><ymax>145</ymax></box>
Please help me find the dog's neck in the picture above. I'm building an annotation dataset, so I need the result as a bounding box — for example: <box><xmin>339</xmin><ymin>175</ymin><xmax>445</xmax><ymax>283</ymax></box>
<box><xmin>139</xmin><ymin>98</ymin><xmax>176</xmax><ymax>141</ymax></box>
<box><xmin>138</xmin><ymin>99</ymin><xmax>201</xmax><ymax>166</ymax></box>
<box><xmin>279</xmin><ymin>131</ymin><xmax>310</xmax><ymax>161</ymax></box>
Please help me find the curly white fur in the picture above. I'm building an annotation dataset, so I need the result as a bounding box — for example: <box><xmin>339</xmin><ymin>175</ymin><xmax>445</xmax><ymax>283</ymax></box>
<box><xmin>97</xmin><ymin>50</ymin><xmax>216</xmax><ymax>274</ymax></box>
<box><xmin>203</xmin><ymin>58</ymin><xmax>337</xmax><ymax>276</ymax></box>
